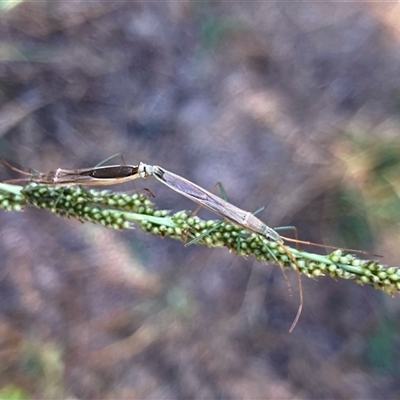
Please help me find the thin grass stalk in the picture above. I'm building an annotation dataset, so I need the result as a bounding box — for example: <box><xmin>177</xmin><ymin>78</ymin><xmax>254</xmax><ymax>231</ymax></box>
<box><xmin>0</xmin><ymin>182</ymin><xmax>399</xmax><ymax>295</ymax></box>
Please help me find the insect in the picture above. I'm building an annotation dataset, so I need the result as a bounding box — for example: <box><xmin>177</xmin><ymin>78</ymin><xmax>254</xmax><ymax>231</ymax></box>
<box><xmin>136</xmin><ymin>163</ymin><xmax>304</xmax><ymax>332</ymax></box>
<box><xmin>0</xmin><ymin>159</ymin><xmax>140</xmax><ymax>186</ymax></box>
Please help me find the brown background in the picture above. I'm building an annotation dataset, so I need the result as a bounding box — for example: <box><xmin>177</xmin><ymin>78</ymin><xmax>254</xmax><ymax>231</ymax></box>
<box><xmin>0</xmin><ymin>2</ymin><xmax>400</xmax><ymax>399</ymax></box>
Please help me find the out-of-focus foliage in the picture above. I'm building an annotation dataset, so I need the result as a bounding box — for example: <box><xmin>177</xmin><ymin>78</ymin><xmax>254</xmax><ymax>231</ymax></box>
<box><xmin>0</xmin><ymin>0</ymin><xmax>23</xmax><ymax>12</ymax></box>
<box><xmin>0</xmin><ymin>385</ymin><xmax>27</xmax><ymax>400</ymax></box>
<box><xmin>333</xmin><ymin>133</ymin><xmax>400</xmax><ymax>248</ymax></box>
<box><xmin>365</xmin><ymin>315</ymin><xmax>400</xmax><ymax>375</ymax></box>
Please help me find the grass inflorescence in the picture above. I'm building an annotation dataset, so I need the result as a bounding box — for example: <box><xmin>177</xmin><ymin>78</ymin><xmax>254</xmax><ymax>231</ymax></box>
<box><xmin>1</xmin><ymin>182</ymin><xmax>399</xmax><ymax>295</ymax></box>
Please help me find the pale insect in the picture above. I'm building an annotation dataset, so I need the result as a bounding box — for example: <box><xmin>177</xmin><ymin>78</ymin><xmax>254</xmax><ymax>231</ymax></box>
<box><xmin>137</xmin><ymin>163</ymin><xmax>303</xmax><ymax>332</ymax></box>
<box><xmin>137</xmin><ymin>163</ymin><xmax>283</xmax><ymax>243</ymax></box>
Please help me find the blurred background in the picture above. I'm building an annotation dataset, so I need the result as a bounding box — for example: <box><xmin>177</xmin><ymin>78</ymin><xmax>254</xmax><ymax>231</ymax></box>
<box><xmin>0</xmin><ymin>1</ymin><xmax>400</xmax><ymax>398</ymax></box>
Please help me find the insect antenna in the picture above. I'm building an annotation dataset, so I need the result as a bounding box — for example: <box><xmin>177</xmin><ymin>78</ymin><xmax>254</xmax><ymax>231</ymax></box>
<box><xmin>0</xmin><ymin>158</ymin><xmax>31</xmax><ymax>176</ymax></box>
